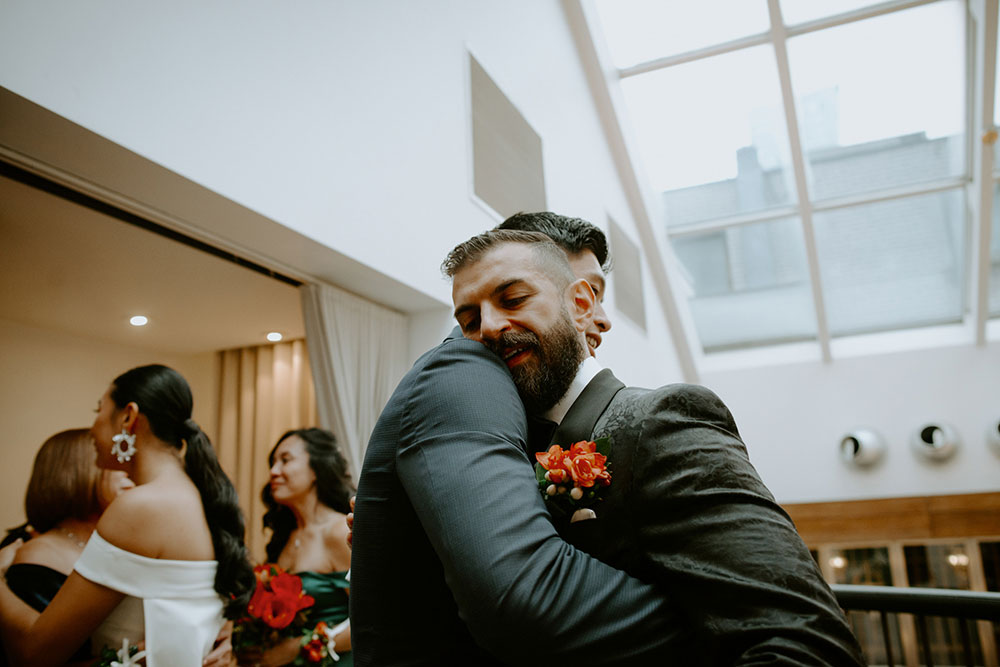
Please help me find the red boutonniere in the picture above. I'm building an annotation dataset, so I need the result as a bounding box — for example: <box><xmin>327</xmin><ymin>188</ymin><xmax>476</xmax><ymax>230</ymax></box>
<box><xmin>534</xmin><ymin>437</ymin><xmax>611</xmax><ymax>522</ymax></box>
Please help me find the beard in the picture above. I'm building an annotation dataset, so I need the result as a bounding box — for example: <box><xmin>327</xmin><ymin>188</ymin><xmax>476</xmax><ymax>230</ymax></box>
<box><xmin>484</xmin><ymin>310</ymin><xmax>585</xmax><ymax>415</ymax></box>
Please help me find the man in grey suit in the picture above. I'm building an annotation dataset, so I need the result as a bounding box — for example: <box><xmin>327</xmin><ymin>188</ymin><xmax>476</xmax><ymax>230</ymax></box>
<box><xmin>441</xmin><ymin>228</ymin><xmax>865</xmax><ymax>666</ymax></box>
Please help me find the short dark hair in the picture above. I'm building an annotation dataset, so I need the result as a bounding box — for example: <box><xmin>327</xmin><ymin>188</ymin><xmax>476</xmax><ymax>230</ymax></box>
<box><xmin>262</xmin><ymin>428</ymin><xmax>355</xmax><ymax>563</ymax></box>
<box><xmin>25</xmin><ymin>429</ymin><xmax>101</xmax><ymax>533</ymax></box>
<box><xmin>497</xmin><ymin>211</ymin><xmax>612</xmax><ymax>272</ymax></box>
<box><xmin>441</xmin><ymin>229</ymin><xmax>575</xmax><ymax>289</ymax></box>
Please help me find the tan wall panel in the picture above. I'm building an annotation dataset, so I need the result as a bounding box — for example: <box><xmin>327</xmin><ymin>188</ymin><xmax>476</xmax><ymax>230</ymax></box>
<box><xmin>784</xmin><ymin>493</ymin><xmax>1000</xmax><ymax>546</ymax></box>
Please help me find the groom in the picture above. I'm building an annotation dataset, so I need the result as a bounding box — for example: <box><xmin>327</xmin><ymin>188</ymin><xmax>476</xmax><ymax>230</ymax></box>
<box><xmin>350</xmin><ymin>227</ymin><xmax>691</xmax><ymax>664</ymax></box>
<box><xmin>442</xmin><ymin>229</ymin><xmax>864</xmax><ymax>666</ymax></box>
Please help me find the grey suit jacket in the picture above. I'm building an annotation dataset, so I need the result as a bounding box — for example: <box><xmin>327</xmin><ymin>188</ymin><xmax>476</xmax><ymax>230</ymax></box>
<box><xmin>350</xmin><ymin>331</ymin><xmax>689</xmax><ymax>666</ymax></box>
<box><xmin>541</xmin><ymin>369</ymin><xmax>866</xmax><ymax>666</ymax></box>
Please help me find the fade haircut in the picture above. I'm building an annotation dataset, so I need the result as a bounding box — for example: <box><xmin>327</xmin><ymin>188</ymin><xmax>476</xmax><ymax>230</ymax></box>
<box><xmin>442</xmin><ymin>229</ymin><xmax>576</xmax><ymax>289</ymax></box>
<box><xmin>497</xmin><ymin>211</ymin><xmax>612</xmax><ymax>272</ymax></box>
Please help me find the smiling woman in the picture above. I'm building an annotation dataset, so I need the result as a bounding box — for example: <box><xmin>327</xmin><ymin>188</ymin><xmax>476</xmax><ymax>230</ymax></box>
<box><xmin>244</xmin><ymin>428</ymin><xmax>355</xmax><ymax>666</ymax></box>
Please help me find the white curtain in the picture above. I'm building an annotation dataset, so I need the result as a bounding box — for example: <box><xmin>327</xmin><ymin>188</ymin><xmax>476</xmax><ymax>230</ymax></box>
<box><xmin>215</xmin><ymin>340</ymin><xmax>317</xmax><ymax>562</ymax></box>
<box><xmin>301</xmin><ymin>283</ymin><xmax>408</xmax><ymax>481</ymax></box>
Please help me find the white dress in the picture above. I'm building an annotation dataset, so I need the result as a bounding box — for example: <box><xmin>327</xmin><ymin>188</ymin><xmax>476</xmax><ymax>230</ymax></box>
<box><xmin>74</xmin><ymin>531</ymin><xmax>225</xmax><ymax>666</ymax></box>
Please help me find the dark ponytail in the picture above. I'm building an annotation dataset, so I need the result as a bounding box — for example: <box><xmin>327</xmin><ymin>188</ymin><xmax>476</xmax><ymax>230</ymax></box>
<box><xmin>110</xmin><ymin>365</ymin><xmax>254</xmax><ymax>618</ymax></box>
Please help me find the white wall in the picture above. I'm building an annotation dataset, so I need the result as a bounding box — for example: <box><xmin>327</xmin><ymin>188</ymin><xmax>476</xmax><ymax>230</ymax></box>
<box><xmin>0</xmin><ymin>318</ymin><xmax>219</xmax><ymax>530</ymax></box>
<box><xmin>703</xmin><ymin>341</ymin><xmax>1000</xmax><ymax>504</ymax></box>
<box><xmin>0</xmin><ymin>0</ymin><xmax>685</xmax><ymax>385</ymax></box>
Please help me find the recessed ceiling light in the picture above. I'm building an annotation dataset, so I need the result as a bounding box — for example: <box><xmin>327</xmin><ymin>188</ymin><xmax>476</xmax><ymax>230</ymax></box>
<box><xmin>266</xmin><ymin>332</ymin><xmax>283</xmax><ymax>342</ymax></box>
<box><xmin>129</xmin><ymin>315</ymin><xmax>148</xmax><ymax>327</ymax></box>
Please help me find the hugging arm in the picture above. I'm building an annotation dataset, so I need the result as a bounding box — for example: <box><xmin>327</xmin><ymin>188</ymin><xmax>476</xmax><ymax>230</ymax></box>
<box><xmin>396</xmin><ymin>340</ymin><xmax>682</xmax><ymax>665</ymax></box>
<box><xmin>0</xmin><ymin>566</ymin><xmax>124</xmax><ymax>666</ymax></box>
<box><xmin>629</xmin><ymin>384</ymin><xmax>865</xmax><ymax>666</ymax></box>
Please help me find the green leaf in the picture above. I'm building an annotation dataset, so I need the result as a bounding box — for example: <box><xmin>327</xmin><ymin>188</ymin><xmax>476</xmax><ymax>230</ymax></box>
<box><xmin>534</xmin><ymin>462</ymin><xmax>548</xmax><ymax>485</ymax></box>
<box><xmin>594</xmin><ymin>436</ymin><xmax>611</xmax><ymax>456</ymax></box>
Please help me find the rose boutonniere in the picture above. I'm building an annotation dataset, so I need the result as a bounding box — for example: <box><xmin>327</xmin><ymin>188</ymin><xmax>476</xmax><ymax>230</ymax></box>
<box><xmin>233</xmin><ymin>563</ymin><xmax>315</xmax><ymax>656</ymax></box>
<box><xmin>534</xmin><ymin>438</ymin><xmax>611</xmax><ymax>522</ymax></box>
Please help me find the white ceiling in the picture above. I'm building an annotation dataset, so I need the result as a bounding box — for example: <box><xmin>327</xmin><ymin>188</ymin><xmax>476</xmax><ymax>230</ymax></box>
<box><xmin>0</xmin><ymin>173</ymin><xmax>305</xmax><ymax>356</ymax></box>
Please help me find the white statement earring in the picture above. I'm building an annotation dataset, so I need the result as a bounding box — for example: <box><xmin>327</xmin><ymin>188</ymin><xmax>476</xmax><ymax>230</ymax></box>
<box><xmin>111</xmin><ymin>429</ymin><xmax>137</xmax><ymax>463</ymax></box>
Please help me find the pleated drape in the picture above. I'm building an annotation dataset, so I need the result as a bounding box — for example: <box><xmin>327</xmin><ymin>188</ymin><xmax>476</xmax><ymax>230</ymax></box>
<box><xmin>215</xmin><ymin>340</ymin><xmax>317</xmax><ymax>562</ymax></box>
<box><xmin>300</xmin><ymin>283</ymin><xmax>408</xmax><ymax>481</ymax></box>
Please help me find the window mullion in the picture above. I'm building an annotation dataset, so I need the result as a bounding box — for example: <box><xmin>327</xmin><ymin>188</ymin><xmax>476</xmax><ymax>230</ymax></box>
<box><xmin>971</xmin><ymin>0</ymin><xmax>998</xmax><ymax>343</ymax></box>
<box><xmin>768</xmin><ymin>0</ymin><xmax>833</xmax><ymax>361</ymax></box>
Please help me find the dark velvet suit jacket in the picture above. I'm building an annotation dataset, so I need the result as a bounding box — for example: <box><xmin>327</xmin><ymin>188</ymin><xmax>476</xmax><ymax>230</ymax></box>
<box><xmin>540</xmin><ymin>369</ymin><xmax>866</xmax><ymax>666</ymax></box>
<box><xmin>349</xmin><ymin>331</ymin><xmax>689</xmax><ymax>666</ymax></box>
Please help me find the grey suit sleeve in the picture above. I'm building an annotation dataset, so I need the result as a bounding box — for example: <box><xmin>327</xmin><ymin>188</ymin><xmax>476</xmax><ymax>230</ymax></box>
<box><xmin>396</xmin><ymin>339</ymin><xmax>683</xmax><ymax>664</ymax></box>
<box><xmin>629</xmin><ymin>384</ymin><xmax>865</xmax><ymax>666</ymax></box>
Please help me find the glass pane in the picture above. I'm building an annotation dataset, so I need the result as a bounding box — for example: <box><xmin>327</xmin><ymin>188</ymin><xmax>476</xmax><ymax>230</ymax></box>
<box><xmin>828</xmin><ymin>547</ymin><xmax>904</xmax><ymax>665</ymax></box>
<box><xmin>992</xmin><ymin>184</ymin><xmax>1000</xmax><ymax>317</ymax></box>
<box><xmin>814</xmin><ymin>189</ymin><xmax>966</xmax><ymax>337</ymax></box>
<box><xmin>671</xmin><ymin>218</ymin><xmax>816</xmax><ymax>350</ymax></box>
<box><xmin>594</xmin><ymin>0</ymin><xmax>769</xmax><ymax>69</ymax></box>
<box><xmin>622</xmin><ymin>46</ymin><xmax>796</xmax><ymax>228</ymax></box>
<box><xmin>788</xmin><ymin>1</ymin><xmax>966</xmax><ymax>202</ymax></box>
<box><xmin>781</xmin><ymin>0</ymin><xmax>892</xmax><ymax>26</ymax></box>
<box><xmin>904</xmin><ymin>544</ymin><xmax>985</xmax><ymax>666</ymax></box>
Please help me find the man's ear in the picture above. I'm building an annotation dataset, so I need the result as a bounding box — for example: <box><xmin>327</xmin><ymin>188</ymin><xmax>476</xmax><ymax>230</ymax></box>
<box><xmin>566</xmin><ymin>278</ymin><xmax>596</xmax><ymax>333</ymax></box>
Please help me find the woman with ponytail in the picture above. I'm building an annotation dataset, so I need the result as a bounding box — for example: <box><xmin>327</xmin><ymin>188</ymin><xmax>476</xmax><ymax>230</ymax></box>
<box><xmin>0</xmin><ymin>364</ymin><xmax>255</xmax><ymax>666</ymax></box>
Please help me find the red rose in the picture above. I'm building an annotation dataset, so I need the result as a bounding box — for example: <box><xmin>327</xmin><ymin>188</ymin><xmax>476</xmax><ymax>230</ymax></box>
<box><xmin>535</xmin><ymin>444</ymin><xmax>566</xmax><ymax>470</ymax></box>
<box><xmin>568</xmin><ymin>454</ymin><xmax>599</xmax><ymax>487</ymax></box>
<box><xmin>568</xmin><ymin>440</ymin><xmax>596</xmax><ymax>457</ymax></box>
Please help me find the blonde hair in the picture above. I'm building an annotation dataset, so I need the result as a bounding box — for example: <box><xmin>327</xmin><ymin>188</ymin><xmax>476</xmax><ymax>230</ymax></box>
<box><xmin>25</xmin><ymin>429</ymin><xmax>101</xmax><ymax>532</ymax></box>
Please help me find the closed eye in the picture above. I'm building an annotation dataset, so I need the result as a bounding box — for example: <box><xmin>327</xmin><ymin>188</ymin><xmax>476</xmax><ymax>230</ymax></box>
<box><xmin>502</xmin><ymin>295</ymin><xmax>528</xmax><ymax>308</ymax></box>
<box><xmin>458</xmin><ymin>314</ymin><xmax>480</xmax><ymax>334</ymax></box>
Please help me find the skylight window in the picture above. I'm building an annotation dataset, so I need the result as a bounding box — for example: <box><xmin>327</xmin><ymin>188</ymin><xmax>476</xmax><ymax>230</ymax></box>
<box><xmin>591</xmin><ymin>0</ymin><xmax>991</xmax><ymax>359</ymax></box>
<box><xmin>672</xmin><ymin>217</ymin><xmax>816</xmax><ymax>351</ymax></box>
<box><xmin>593</xmin><ymin>0</ymin><xmax>769</xmax><ymax>69</ymax></box>
<box><xmin>787</xmin><ymin>1</ymin><xmax>966</xmax><ymax>201</ymax></box>
<box><xmin>620</xmin><ymin>45</ymin><xmax>796</xmax><ymax>227</ymax></box>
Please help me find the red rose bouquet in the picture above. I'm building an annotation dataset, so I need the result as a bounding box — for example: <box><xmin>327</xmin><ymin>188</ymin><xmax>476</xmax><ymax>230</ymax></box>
<box><xmin>233</xmin><ymin>563</ymin><xmax>315</xmax><ymax>655</ymax></box>
<box><xmin>534</xmin><ymin>438</ymin><xmax>611</xmax><ymax>521</ymax></box>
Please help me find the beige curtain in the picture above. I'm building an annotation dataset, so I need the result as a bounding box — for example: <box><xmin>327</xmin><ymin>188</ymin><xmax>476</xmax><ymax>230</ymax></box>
<box><xmin>215</xmin><ymin>339</ymin><xmax>317</xmax><ymax>563</ymax></box>
<box><xmin>301</xmin><ymin>283</ymin><xmax>408</xmax><ymax>481</ymax></box>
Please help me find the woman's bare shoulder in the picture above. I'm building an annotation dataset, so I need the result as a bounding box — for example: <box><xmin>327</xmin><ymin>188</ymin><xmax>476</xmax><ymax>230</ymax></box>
<box><xmin>96</xmin><ymin>481</ymin><xmax>208</xmax><ymax>558</ymax></box>
<box><xmin>11</xmin><ymin>533</ymin><xmax>74</xmax><ymax>573</ymax></box>
<box><xmin>321</xmin><ymin>512</ymin><xmax>351</xmax><ymax>569</ymax></box>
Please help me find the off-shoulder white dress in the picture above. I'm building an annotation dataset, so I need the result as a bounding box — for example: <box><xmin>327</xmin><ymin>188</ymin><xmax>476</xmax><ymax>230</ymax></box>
<box><xmin>74</xmin><ymin>532</ymin><xmax>224</xmax><ymax>666</ymax></box>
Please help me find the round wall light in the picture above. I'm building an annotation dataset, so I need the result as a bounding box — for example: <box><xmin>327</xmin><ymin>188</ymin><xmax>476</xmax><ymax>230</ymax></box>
<box><xmin>986</xmin><ymin>420</ymin><xmax>1000</xmax><ymax>458</ymax></box>
<box><xmin>839</xmin><ymin>428</ymin><xmax>886</xmax><ymax>468</ymax></box>
<box><xmin>910</xmin><ymin>422</ymin><xmax>960</xmax><ymax>462</ymax></box>
<box><xmin>266</xmin><ymin>332</ymin><xmax>283</xmax><ymax>342</ymax></box>
<box><xmin>129</xmin><ymin>315</ymin><xmax>148</xmax><ymax>327</ymax></box>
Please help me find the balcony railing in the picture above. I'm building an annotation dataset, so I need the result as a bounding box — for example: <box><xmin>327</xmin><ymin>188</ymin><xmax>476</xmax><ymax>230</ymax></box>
<box><xmin>832</xmin><ymin>584</ymin><xmax>1000</xmax><ymax>667</ymax></box>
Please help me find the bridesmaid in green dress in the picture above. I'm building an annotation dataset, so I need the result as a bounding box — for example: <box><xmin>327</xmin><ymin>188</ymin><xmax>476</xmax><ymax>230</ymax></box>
<box><xmin>247</xmin><ymin>428</ymin><xmax>354</xmax><ymax>666</ymax></box>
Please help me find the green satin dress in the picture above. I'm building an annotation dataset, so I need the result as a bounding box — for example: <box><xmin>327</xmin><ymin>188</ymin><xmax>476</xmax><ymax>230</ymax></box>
<box><xmin>298</xmin><ymin>571</ymin><xmax>352</xmax><ymax>666</ymax></box>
